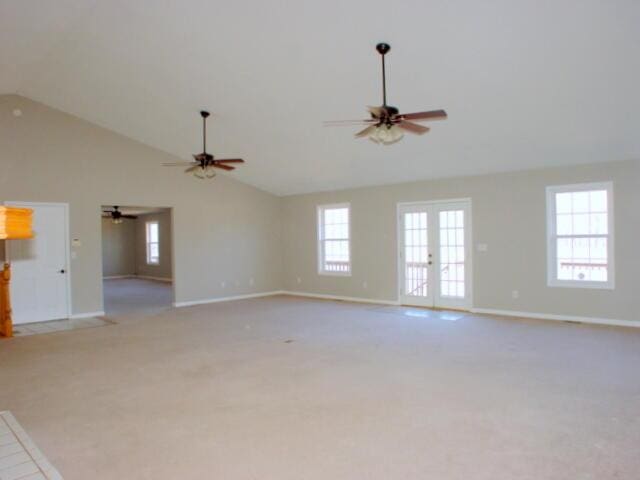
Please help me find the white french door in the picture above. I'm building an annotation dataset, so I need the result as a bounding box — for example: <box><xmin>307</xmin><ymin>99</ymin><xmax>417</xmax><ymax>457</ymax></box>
<box><xmin>5</xmin><ymin>202</ymin><xmax>71</xmax><ymax>324</ymax></box>
<box><xmin>398</xmin><ymin>200</ymin><xmax>472</xmax><ymax>309</ymax></box>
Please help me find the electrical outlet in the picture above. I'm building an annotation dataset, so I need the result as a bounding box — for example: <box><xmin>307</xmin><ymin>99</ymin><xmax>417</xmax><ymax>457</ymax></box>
<box><xmin>221</xmin><ymin>281</ymin><xmax>226</xmax><ymax>288</ymax></box>
<box><xmin>296</xmin><ymin>277</ymin><xmax>301</xmax><ymax>284</ymax></box>
<box><xmin>235</xmin><ymin>280</ymin><xmax>240</xmax><ymax>287</ymax></box>
<box><xmin>249</xmin><ymin>277</ymin><xmax>255</xmax><ymax>286</ymax></box>
<box><xmin>512</xmin><ymin>290</ymin><xmax>519</xmax><ymax>299</ymax></box>
<box><xmin>363</xmin><ymin>281</ymin><xmax>368</xmax><ymax>289</ymax></box>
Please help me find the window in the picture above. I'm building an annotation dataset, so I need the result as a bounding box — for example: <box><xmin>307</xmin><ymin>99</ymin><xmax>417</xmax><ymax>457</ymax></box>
<box><xmin>318</xmin><ymin>204</ymin><xmax>350</xmax><ymax>275</ymax></box>
<box><xmin>546</xmin><ymin>182</ymin><xmax>613</xmax><ymax>288</ymax></box>
<box><xmin>146</xmin><ymin>221</ymin><xmax>160</xmax><ymax>265</ymax></box>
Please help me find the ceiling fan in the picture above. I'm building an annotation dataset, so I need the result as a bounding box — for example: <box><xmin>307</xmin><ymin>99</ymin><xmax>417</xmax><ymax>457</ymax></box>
<box><xmin>162</xmin><ymin>111</ymin><xmax>245</xmax><ymax>179</ymax></box>
<box><xmin>102</xmin><ymin>206</ymin><xmax>137</xmax><ymax>224</ymax></box>
<box><xmin>325</xmin><ymin>43</ymin><xmax>447</xmax><ymax>145</ymax></box>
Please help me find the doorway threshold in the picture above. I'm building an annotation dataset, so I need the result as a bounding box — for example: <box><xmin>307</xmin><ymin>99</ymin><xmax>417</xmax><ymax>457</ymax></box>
<box><xmin>369</xmin><ymin>305</ymin><xmax>467</xmax><ymax>321</ymax></box>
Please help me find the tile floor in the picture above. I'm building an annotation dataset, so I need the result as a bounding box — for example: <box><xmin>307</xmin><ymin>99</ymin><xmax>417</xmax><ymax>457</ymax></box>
<box><xmin>0</xmin><ymin>411</ymin><xmax>63</xmax><ymax>480</ymax></box>
<box><xmin>12</xmin><ymin>317</ymin><xmax>112</xmax><ymax>337</ymax></box>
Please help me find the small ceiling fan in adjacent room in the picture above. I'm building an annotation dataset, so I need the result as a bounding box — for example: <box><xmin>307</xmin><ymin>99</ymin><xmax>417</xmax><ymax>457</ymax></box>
<box><xmin>325</xmin><ymin>43</ymin><xmax>448</xmax><ymax>145</ymax></box>
<box><xmin>102</xmin><ymin>206</ymin><xmax>137</xmax><ymax>224</ymax></box>
<box><xmin>162</xmin><ymin>111</ymin><xmax>245</xmax><ymax>179</ymax></box>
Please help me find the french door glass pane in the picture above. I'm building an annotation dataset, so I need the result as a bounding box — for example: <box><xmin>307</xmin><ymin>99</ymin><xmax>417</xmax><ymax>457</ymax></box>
<box><xmin>404</xmin><ymin>212</ymin><xmax>429</xmax><ymax>297</ymax></box>
<box><xmin>439</xmin><ymin>210</ymin><xmax>465</xmax><ymax>298</ymax></box>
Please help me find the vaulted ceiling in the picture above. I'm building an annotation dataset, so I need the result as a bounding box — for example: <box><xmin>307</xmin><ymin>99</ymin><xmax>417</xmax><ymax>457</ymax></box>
<box><xmin>2</xmin><ymin>0</ymin><xmax>639</xmax><ymax>195</ymax></box>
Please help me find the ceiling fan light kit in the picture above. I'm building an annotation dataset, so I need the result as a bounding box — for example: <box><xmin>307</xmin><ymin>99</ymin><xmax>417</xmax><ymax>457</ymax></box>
<box><xmin>370</xmin><ymin>124</ymin><xmax>404</xmax><ymax>145</ymax></box>
<box><xmin>162</xmin><ymin>110</ymin><xmax>245</xmax><ymax>179</ymax></box>
<box><xmin>325</xmin><ymin>43</ymin><xmax>447</xmax><ymax>145</ymax></box>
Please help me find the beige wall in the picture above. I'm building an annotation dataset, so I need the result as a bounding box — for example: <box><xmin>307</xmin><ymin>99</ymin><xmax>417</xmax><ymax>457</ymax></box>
<box><xmin>101</xmin><ymin>217</ymin><xmax>136</xmax><ymax>277</ymax></box>
<box><xmin>135</xmin><ymin>210</ymin><xmax>173</xmax><ymax>280</ymax></box>
<box><xmin>281</xmin><ymin>159</ymin><xmax>639</xmax><ymax>323</ymax></box>
<box><xmin>3</xmin><ymin>94</ymin><xmax>637</xmax><ymax>324</ymax></box>
<box><xmin>1</xmin><ymin>95</ymin><xmax>283</xmax><ymax>314</ymax></box>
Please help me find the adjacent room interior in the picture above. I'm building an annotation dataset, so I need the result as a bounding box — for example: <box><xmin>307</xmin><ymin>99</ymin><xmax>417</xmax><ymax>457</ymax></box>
<box><xmin>101</xmin><ymin>205</ymin><xmax>173</xmax><ymax>317</ymax></box>
<box><xmin>0</xmin><ymin>1</ymin><xmax>639</xmax><ymax>479</ymax></box>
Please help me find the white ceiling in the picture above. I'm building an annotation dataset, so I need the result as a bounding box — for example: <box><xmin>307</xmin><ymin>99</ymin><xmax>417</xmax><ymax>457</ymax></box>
<box><xmin>2</xmin><ymin>0</ymin><xmax>639</xmax><ymax>195</ymax></box>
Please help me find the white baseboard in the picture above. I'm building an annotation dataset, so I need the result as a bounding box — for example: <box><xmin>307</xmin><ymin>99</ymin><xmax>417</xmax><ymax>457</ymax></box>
<box><xmin>70</xmin><ymin>311</ymin><xmax>105</xmax><ymax>319</ymax></box>
<box><xmin>136</xmin><ymin>275</ymin><xmax>173</xmax><ymax>283</ymax></box>
<box><xmin>282</xmin><ymin>293</ymin><xmax>640</xmax><ymax>328</ymax></box>
<box><xmin>173</xmin><ymin>291</ymin><xmax>284</xmax><ymax>308</ymax></box>
<box><xmin>281</xmin><ymin>290</ymin><xmax>400</xmax><ymax>306</ymax></box>
<box><xmin>103</xmin><ymin>274</ymin><xmax>173</xmax><ymax>283</ymax></box>
<box><xmin>471</xmin><ymin>307</ymin><xmax>640</xmax><ymax>329</ymax></box>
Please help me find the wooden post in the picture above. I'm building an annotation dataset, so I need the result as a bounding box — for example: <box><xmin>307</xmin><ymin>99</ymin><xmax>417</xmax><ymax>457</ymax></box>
<box><xmin>0</xmin><ymin>263</ymin><xmax>12</xmax><ymax>338</ymax></box>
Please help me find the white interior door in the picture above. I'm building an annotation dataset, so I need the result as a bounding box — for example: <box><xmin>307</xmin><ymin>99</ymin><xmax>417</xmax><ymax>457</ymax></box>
<box><xmin>399</xmin><ymin>200</ymin><xmax>472</xmax><ymax>309</ymax></box>
<box><xmin>5</xmin><ymin>202</ymin><xmax>70</xmax><ymax>324</ymax></box>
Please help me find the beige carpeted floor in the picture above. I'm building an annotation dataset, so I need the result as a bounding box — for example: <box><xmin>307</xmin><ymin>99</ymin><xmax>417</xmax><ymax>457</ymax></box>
<box><xmin>1</xmin><ymin>295</ymin><xmax>639</xmax><ymax>479</ymax></box>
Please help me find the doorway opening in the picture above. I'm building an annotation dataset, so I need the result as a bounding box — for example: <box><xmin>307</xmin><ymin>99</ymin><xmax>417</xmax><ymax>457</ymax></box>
<box><xmin>101</xmin><ymin>206</ymin><xmax>174</xmax><ymax>317</ymax></box>
<box><xmin>397</xmin><ymin>199</ymin><xmax>472</xmax><ymax>310</ymax></box>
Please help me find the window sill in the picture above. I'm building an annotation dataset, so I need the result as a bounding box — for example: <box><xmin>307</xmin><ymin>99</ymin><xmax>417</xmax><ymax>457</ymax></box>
<box><xmin>318</xmin><ymin>271</ymin><xmax>352</xmax><ymax>277</ymax></box>
<box><xmin>548</xmin><ymin>280</ymin><xmax>614</xmax><ymax>290</ymax></box>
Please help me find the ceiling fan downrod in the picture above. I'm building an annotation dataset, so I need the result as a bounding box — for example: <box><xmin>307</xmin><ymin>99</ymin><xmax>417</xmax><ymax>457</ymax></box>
<box><xmin>200</xmin><ymin>110</ymin><xmax>209</xmax><ymax>154</ymax></box>
<box><xmin>376</xmin><ymin>43</ymin><xmax>391</xmax><ymax>107</ymax></box>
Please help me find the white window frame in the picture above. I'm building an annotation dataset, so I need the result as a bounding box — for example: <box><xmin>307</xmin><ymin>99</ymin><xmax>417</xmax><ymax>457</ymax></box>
<box><xmin>546</xmin><ymin>181</ymin><xmax>614</xmax><ymax>289</ymax></box>
<box><xmin>317</xmin><ymin>203</ymin><xmax>351</xmax><ymax>276</ymax></box>
<box><xmin>146</xmin><ymin>221</ymin><xmax>160</xmax><ymax>265</ymax></box>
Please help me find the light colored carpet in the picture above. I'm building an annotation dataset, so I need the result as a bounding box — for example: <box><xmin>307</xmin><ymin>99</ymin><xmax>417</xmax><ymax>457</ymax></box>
<box><xmin>0</xmin><ymin>295</ymin><xmax>639</xmax><ymax>479</ymax></box>
<box><xmin>103</xmin><ymin>277</ymin><xmax>173</xmax><ymax>318</ymax></box>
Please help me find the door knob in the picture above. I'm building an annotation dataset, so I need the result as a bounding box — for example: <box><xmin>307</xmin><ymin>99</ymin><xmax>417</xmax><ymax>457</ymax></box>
<box><xmin>59</xmin><ymin>269</ymin><xmax>66</xmax><ymax>274</ymax></box>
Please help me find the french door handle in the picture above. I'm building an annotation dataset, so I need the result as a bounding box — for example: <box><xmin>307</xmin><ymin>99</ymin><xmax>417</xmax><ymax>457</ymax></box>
<box><xmin>59</xmin><ymin>269</ymin><xmax>66</xmax><ymax>274</ymax></box>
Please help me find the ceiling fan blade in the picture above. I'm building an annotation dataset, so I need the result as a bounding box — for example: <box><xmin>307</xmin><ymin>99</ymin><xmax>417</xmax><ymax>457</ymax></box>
<box><xmin>163</xmin><ymin>162</ymin><xmax>195</xmax><ymax>166</ymax></box>
<box><xmin>214</xmin><ymin>158</ymin><xmax>244</xmax><ymax>163</ymax></box>
<box><xmin>355</xmin><ymin>125</ymin><xmax>378</xmax><ymax>138</ymax></box>
<box><xmin>367</xmin><ymin>106</ymin><xmax>383</xmax><ymax>118</ymax></box>
<box><xmin>184</xmin><ymin>166</ymin><xmax>200</xmax><ymax>173</ymax></box>
<box><xmin>122</xmin><ymin>215</ymin><xmax>138</xmax><ymax>219</ymax></box>
<box><xmin>400</xmin><ymin>109</ymin><xmax>447</xmax><ymax>121</ymax></box>
<box><xmin>398</xmin><ymin>121</ymin><xmax>430</xmax><ymax>134</ymax></box>
<box><xmin>211</xmin><ymin>163</ymin><xmax>235</xmax><ymax>171</ymax></box>
<box><xmin>323</xmin><ymin>119</ymin><xmax>376</xmax><ymax>124</ymax></box>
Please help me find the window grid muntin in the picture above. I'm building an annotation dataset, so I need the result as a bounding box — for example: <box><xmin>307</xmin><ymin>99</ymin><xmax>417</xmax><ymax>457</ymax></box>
<box><xmin>403</xmin><ymin>212</ymin><xmax>429</xmax><ymax>297</ymax></box>
<box><xmin>439</xmin><ymin>210</ymin><xmax>465</xmax><ymax>298</ymax></box>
